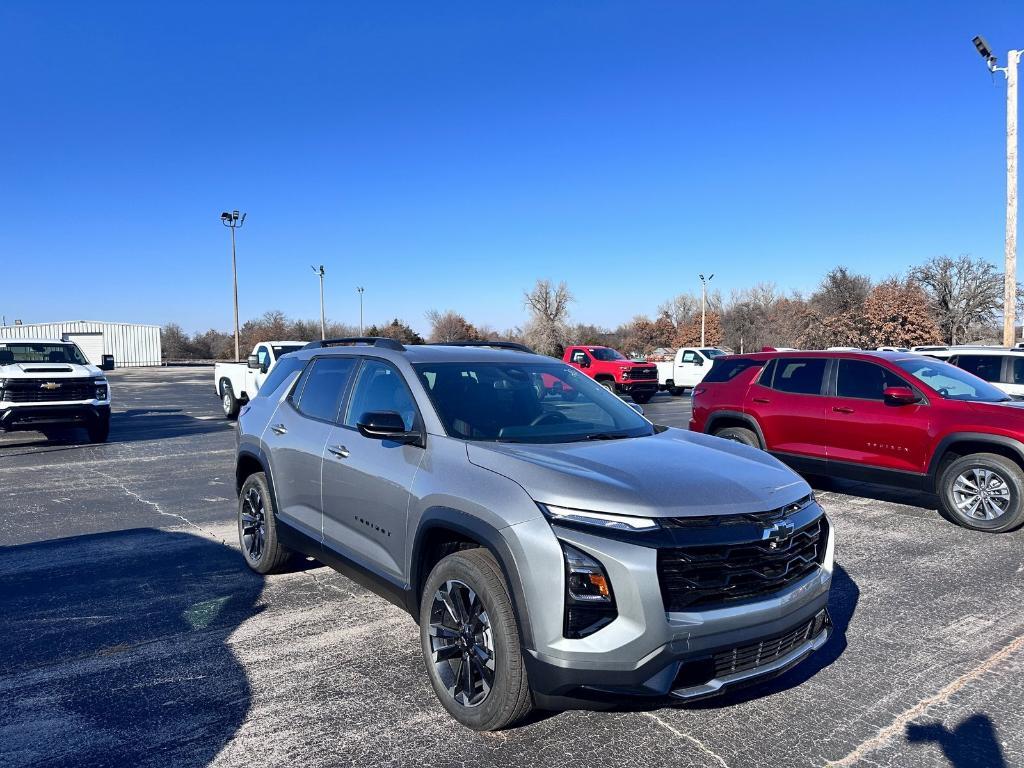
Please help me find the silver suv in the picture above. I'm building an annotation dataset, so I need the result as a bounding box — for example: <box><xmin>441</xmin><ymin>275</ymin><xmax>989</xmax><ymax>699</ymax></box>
<box><xmin>234</xmin><ymin>338</ymin><xmax>834</xmax><ymax>730</ymax></box>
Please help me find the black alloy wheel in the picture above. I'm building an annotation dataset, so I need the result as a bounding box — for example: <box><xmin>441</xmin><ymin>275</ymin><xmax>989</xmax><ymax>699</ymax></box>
<box><xmin>428</xmin><ymin>579</ymin><xmax>496</xmax><ymax>707</ymax></box>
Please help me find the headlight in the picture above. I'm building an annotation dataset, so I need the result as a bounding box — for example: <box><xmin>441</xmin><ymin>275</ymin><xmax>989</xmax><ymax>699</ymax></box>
<box><xmin>541</xmin><ymin>503</ymin><xmax>659</xmax><ymax>532</ymax></box>
<box><xmin>93</xmin><ymin>377</ymin><xmax>108</xmax><ymax>400</ymax></box>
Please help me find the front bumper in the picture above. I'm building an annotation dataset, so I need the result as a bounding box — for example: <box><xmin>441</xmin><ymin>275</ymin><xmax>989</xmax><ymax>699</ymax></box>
<box><xmin>505</xmin><ymin>507</ymin><xmax>835</xmax><ymax>703</ymax></box>
<box><xmin>0</xmin><ymin>403</ymin><xmax>110</xmax><ymax>431</ymax></box>
<box><xmin>617</xmin><ymin>381</ymin><xmax>658</xmax><ymax>393</ymax></box>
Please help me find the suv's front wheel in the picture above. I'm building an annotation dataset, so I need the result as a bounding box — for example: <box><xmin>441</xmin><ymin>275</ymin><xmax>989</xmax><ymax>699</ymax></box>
<box><xmin>419</xmin><ymin>548</ymin><xmax>532</xmax><ymax>731</ymax></box>
<box><xmin>937</xmin><ymin>453</ymin><xmax>1024</xmax><ymax>532</ymax></box>
<box><xmin>238</xmin><ymin>472</ymin><xmax>293</xmax><ymax>573</ymax></box>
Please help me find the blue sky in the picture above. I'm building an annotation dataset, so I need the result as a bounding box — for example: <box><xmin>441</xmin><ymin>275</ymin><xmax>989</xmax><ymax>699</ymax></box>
<box><xmin>1</xmin><ymin>2</ymin><xmax>1022</xmax><ymax>334</ymax></box>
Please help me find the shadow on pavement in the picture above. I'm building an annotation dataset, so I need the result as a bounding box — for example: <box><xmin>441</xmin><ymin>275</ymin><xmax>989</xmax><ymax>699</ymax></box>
<box><xmin>907</xmin><ymin>714</ymin><xmax>1007</xmax><ymax>768</ymax></box>
<box><xmin>0</xmin><ymin>528</ymin><xmax>262</xmax><ymax>768</ymax></box>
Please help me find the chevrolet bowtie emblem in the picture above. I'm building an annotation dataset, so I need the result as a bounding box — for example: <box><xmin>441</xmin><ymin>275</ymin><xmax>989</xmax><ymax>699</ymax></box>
<box><xmin>763</xmin><ymin>520</ymin><xmax>795</xmax><ymax>548</ymax></box>
<box><xmin>41</xmin><ymin>382</ymin><xmax>61</xmax><ymax>390</ymax></box>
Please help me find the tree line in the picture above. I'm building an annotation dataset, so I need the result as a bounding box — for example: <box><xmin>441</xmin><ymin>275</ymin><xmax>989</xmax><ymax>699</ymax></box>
<box><xmin>161</xmin><ymin>254</ymin><xmax>1014</xmax><ymax>360</ymax></box>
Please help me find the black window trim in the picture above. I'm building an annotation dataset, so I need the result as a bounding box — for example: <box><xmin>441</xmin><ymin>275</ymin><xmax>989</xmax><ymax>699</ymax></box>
<box><xmin>286</xmin><ymin>354</ymin><xmax>360</xmax><ymax>426</ymax></box>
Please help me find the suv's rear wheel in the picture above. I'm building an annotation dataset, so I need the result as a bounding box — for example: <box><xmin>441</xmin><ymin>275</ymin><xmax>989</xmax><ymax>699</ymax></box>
<box><xmin>937</xmin><ymin>453</ymin><xmax>1024</xmax><ymax>532</ymax></box>
<box><xmin>714</xmin><ymin>425</ymin><xmax>759</xmax><ymax>448</ymax></box>
<box><xmin>221</xmin><ymin>380</ymin><xmax>240</xmax><ymax>419</ymax></box>
<box><xmin>238</xmin><ymin>472</ymin><xmax>293</xmax><ymax>573</ymax></box>
<box><xmin>419</xmin><ymin>548</ymin><xmax>532</xmax><ymax>731</ymax></box>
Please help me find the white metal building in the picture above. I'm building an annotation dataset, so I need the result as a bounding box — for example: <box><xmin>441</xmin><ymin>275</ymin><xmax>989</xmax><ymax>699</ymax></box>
<box><xmin>0</xmin><ymin>321</ymin><xmax>162</xmax><ymax>367</ymax></box>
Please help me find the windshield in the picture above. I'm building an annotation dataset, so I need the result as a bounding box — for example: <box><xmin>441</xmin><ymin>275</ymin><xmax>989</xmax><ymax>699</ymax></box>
<box><xmin>895</xmin><ymin>358</ymin><xmax>1010</xmax><ymax>402</ymax></box>
<box><xmin>272</xmin><ymin>344</ymin><xmax>304</xmax><ymax>357</ymax></box>
<box><xmin>701</xmin><ymin>349</ymin><xmax>726</xmax><ymax>358</ymax></box>
<box><xmin>589</xmin><ymin>348</ymin><xmax>627</xmax><ymax>361</ymax></box>
<box><xmin>414</xmin><ymin>362</ymin><xmax>653</xmax><ymax>443</ymax></box>
<box><xmin>0</xmin><ymin>343</ymin><xmax>89</xmax><ymax>365</ymax></box>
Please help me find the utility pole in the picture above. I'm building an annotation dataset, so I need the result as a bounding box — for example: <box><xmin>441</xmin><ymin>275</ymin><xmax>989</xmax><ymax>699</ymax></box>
<box><xmin>357</xmin><ymin>286</ymin><xmax>365</xmax><ymax>334</ymax></box>
<box><xmin>698</xmin><ymin>273</ymin><xmax>714</xmax><ymax>347</ymax></box>
<box><xmin>974</xmin><ymin>36</ymin><xmax>1020</xmax><ymax>346</ymax></box>
<box><xmin>220</xmin><ymin>210</ymin><xmax>246</xmax><ymax>360</ymax></box>
<box><xmin>312</xmin><ymin>265</ymin><xmax>326</xmax><ymax>339</ymax></box>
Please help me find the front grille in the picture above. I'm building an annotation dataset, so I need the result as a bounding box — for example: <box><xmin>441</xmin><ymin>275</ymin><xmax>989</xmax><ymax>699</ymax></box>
<box><xmin>713</xmin><ymin>616</ymin><xmax>817</xmax><ymax>677</ymax></box>
<box><xmin>2</xmin><ymin>378</ymin><xmax>96</xmax><ymax>403</ymax></box>
<box><xmin>657</xmin><ymin>514</ymin><xmax>828</xmax><ymax>611</ymax></box>
<box><xmin>623</xmin><ymin>366</ymin><xmax>657</xmax><ymax>381</ymax></box>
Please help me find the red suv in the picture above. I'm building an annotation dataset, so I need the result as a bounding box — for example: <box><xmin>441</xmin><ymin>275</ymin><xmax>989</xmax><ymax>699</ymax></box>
<box><xmin>691</xmin><ymin>350</ymin><xmax>1024</xmax><ymax>532</ymax></box>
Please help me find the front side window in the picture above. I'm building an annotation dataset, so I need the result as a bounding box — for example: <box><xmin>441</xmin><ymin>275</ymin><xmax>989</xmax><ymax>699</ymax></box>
<box><xmin>769</xmin><ymin>358</ymin><xmax>827</xmax><ymax>395</ymax></box>
<box><xmin>570</xmin><ymin>350</ymin><xmax>589</xmax><ymax>365</ymax></box>
<box><xmin>415</xmin><ymin>362</ymin><xmax>652</xmax><ymax>443</ymax></box>
<box><xmin>681</xmin><ymin>351</ymin><xmax>699</xmax><ymax>364</ymax></box>
<box><xmin>345</xmin><ymin>360</ymin><xmax>419</xmax><ymax>431</ymax></box>
<box><xmin>0</xmin><ymin>343</ymin><xmax>88</xmax><ymax>365</ymax></box>
<box><xmin>836</xmin><ymin>360</ymin><xmax>910</xmax><ymax>400</ymax></box>
<box><xmin>896</xmin><ymin>358</ymin><xmax>1009</xmax><ymax>402</ymax></box>
<box><xmin>953</xmin><ymin>355</ymin><xmax>1004</xmax><ymax>384</ymax></box>
<box><xmin>589</xmin><ymin>348</ymin><xmax>627</xmax><ymax>362</ymax></box>
<box><xmin>292</xmin><ymin>357</ymin><xmax>357</xmax><ymax>422</ymax></box>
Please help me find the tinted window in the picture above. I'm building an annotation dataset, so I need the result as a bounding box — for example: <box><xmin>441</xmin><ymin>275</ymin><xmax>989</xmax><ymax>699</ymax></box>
<box><xmin>258</xmin><ymin>354</ymin><xmax>304</xmax><ymax>397</ymax></box>
<box><xmin>345</xmin><ymin>360</ymin><xmax>419</xmax><ymax>431</ymax></box>
<box><xmin>1013</xmin><ymin>357</ymin><xmax>1024</xmax><ymax>385</ymax></box>
<box><xmin>589</xmin><ymin>348</ymin><xmax>627</xmax><ymax>361</ymax></box>
<box><xmin>704</xmin><ymin>358</ymin><xmax>765</xmax><ymax>383</ymax></box>
<box><xmin>955</xmin><ymin>355</ymin><xmax>1004</xmax><ymax>383</ymax></box>
<box><xmin>293</xmin><ymin>357</ymin><xmax>357</xmax><ymax>422</ymax></box>
<box><xmin>836</xmin><ymin>360</ymin><xmax>909</xmax><ymax>400</ymax></box>
<box><xmin>272</xmin><ymin>344</ymin><xmax>304</xmax><ymax>357</ymax></box>
<box><xmin>0</xmin><ymin>343</ymin><xmax>88</xmax><ymax>365</ymax></box>
<box><xmin>770</xmin><ymin>358</ymin><xmax>826</xmax><ymax>395</ymax></box>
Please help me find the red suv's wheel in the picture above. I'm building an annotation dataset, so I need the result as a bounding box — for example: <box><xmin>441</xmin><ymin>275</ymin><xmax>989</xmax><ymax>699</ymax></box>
<box><xmin>713</xmin><ymin>426</ymin><xmax>759</xmax><ymax>449</ymax></box>
<box><xmin>937</xmin><ymin>453</ymin><xmax>1024</xmax><ymax>532</ymax></box>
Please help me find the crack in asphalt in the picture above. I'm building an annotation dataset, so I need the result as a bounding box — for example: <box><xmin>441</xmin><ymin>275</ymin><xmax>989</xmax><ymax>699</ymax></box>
<box><xmin>642</xmin><ymin>712</ymin><xmax>732</xmax><ymax>768</ymax></box>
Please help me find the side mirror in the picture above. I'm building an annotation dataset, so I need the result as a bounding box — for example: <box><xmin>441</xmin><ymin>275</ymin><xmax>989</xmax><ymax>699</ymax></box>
<box><xmin>884</xmin><ymin>386</ymin><xmax>919</xmax><ymax>405</ymax></box>
<box><xmin>579</xmin><ymin>358</ymin><xmax>590</xmax><ymax>368</ymax></box>
<box><xmin>357</xmin><ymin>411</ymin><xmax>421</xmax><ymax>444</ymax></box>
<box><xmin>694</xmin><ymin>358</ymin><xmax>704</xmax><ymax>367</ymax></box>
<box><xmin>247</xmin><ymin>354</ymin><xmax>260</xmax><ymax>370</ymax></box>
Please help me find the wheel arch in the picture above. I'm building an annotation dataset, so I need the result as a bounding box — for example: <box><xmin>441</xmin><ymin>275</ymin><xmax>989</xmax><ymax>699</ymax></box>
<box><xmin>411</xmin><ymin>508</ymin><xmax>536</xmax><ymax>651</ymax></box>
<box><xmin>705</xmin><ymin>410</ymin><xmax>766</xmax><ymax>449</ymax></box>
<box><xmin>928</xmin><ymin>433</ymin><xmax>1024</xmax><ymax>480</ymax></box>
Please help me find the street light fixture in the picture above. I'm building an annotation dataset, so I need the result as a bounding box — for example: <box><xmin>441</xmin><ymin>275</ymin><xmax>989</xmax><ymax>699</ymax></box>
<box><xmin>312</xmin><ymin>265</ymin><xmax>326</xmax><ymax>340</ymax></box>
<box><xmin>973</xmin><ymin>35</ymin><xmax>1021</xmax><ymax>344</ymax></box>
<box><xmin>220</xmin><ymin>210</ymin><xmax>246</xmax><ymax>361</ymax></box>
<box><xmin>356</xmin><ymin>286</ymin><xmax>365</xmax><ymax>335</ymax></box>
<box><xmin>698</xmin><ymin>273</ymin><xmax>715</xmax><ymax>347</ymax></box>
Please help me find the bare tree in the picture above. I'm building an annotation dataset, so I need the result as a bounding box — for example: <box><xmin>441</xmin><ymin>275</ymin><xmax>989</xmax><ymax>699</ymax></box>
<box><xmin>810</xmin><ymin>267</ymin><xmax>872</xmax><ymax>316</ymax></box>
<box><xmin>911</xmin><ymin>255</ymin><xmax>1004</xmax><ymax>344</ymax></box>
<box><xmin>522</xmin><ymin>279</ymin><xmax>574</xmax><ymax>357</ymax></box>
<box><xmin>658</xmin><ymin>293</ymin><xmax>701</xmax><ymax>326</ymax></box>
<box><xmin>426</xmin><ymin>309</ymin><xmax>480</xmax><ymax>343</ymax></box>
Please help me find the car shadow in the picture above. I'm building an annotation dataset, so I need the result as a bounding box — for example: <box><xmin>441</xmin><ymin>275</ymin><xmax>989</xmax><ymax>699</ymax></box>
<box><xmin>806</xmin><ymin>475</ymin><xmax>939</xmax><ymax>511</ymax></box>
<box><xmin>907</xmin><ymin>713</ymin><xmax>1007</xmax><ymax>768</ymax></box>
<box><xmin>0</xmin><ymin>528</ymin><xmax>262</xmax><ymax>768</ymax></box>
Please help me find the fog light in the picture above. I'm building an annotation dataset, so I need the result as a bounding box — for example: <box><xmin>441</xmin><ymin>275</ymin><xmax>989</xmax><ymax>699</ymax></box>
<box><xmin>812</xmin><ymin>609</ymin><xmax>829</xmax><ymax>636</ymax></box>
<box><xmin>561</xmin><ymin>542</ymin><xmax>617</xmax><ymax>639</ymax></box>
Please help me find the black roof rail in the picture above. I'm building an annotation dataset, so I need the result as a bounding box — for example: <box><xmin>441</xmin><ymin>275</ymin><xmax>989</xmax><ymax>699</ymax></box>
<box><xmin>303</xmin><ymin>337</ymin><xmax>406</xmax><ymax>352</ymax></box>
<box><xmin>429</xmin><ymin>340</ymin><xmax>535</xmax><ymax>354</ymax></box>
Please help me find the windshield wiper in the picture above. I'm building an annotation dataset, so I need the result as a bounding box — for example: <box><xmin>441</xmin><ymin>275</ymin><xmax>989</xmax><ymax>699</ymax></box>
<box><xmin>581</xmin><ymin>432</ymin><xmax>633</xmax><ymax>441</ymax></box>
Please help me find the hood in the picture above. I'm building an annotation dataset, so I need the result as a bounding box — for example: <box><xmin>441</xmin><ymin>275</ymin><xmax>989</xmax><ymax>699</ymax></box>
<box><xmin>0</xmin><ymin>362</ymin><xmax>101</xmax><ymax>379</ymax></box>
<box><xmin>466</xmin><ymin>428</ymin><xmax>808</xmax><ymax>518</ymax></box>
<box><xmin>965</xmin><ymin>399</ymin><xmax>1024</xmax><ymax>415</ymax></box>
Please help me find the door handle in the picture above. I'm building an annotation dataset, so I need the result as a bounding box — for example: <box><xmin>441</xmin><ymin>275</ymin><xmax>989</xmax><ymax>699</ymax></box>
<box><xmin>270</xmin><ymin>423</ymin><xmax>288</xmax><ymax>435</ymax></box>
<box><xmin>832</xmin><ymin>406</ymin><xmax>854</xmax><ymax>414</ymax></box>
<box><xmin>752</xmin><ymin>397</ymin><xmax>770</xmax><ymax>404</ymax></box>
<box><xmin>328</xmin><ymin>444</ymin><xmax>350</xmax><ymax>459</ymax></box>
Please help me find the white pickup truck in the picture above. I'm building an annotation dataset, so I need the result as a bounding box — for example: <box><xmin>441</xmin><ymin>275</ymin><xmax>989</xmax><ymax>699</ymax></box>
<box><xmin>654</xmin><ymin>347</ymin><xmax>726</xmax><ymax>395</ymax></box>
<box><xmin>214</xmin><ymin>341</ymin><xmax>306</xmax><ymax>418</ymax></box>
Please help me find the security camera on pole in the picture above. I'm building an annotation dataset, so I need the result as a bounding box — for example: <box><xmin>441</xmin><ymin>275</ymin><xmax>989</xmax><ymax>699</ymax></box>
<box><xmin>220</xmin><ymin>210</ymin><xmax>246</xmax><ymax>361</ymax></box>
<box><xmin>973</xmin><ymin>35</ymin><xmax>1021</xmax><ymax>345</ymax></box>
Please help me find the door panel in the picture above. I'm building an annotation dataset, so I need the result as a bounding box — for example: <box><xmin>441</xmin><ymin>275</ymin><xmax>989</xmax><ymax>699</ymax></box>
<box><xmin>826</xmin><ymin>359</ymin><xmax>930</xmax><ymax>473</ymax></box>
<box><xmin>264</xmin><ymin>401</ymin><xmax>333</xmax><ymax>538</ymax></box>
<box><xmin>747</xmin><ymin>357</ymin><xmax>829</xmax><ymax>459</ymax></box>
<box><xmin>677</xmin><ymin>349</ymin><xmax>704</xmax><ymax>387</ymax></box>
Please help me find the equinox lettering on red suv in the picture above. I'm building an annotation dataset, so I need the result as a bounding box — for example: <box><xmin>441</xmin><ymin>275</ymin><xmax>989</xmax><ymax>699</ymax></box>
<box><xmin>691</xmin><ymin>350</ymin><xmax>1024</xmax><ymax>532</ymax></box>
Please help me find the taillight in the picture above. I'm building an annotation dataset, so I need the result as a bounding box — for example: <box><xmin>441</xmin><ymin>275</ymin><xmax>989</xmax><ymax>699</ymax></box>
<box><xmin>693</xmin><ymin>387</ymin><xmax>706</xmax><ymax>396</ymax></box>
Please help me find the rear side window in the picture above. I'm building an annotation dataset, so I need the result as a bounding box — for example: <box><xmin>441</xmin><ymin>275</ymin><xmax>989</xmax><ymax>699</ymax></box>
<box><xmin>1012</xmin><ymin>358</ymin><xmax>1024</xmax><ymax>385</ymax></box>
<box><xmin>955</xmin><ymin>355</ymin><xmax>1004</xmax><ymax>383</ymax></box>
<box><xmin>836</xmin><ymin>360</ymin><xmax>910</xmax><ymax>400</ymax></box>
<box><xmin>703</xmin><ymin>358</ymin><xmax>765</xmax><ymax>383</ymax></box>
<box><xmin>291</xmin><ymin>357</ymin><xmax>357</xmax><ymax>422</ymax></box>
<box><xmin>258</xmin><ymin>354</ymin><xmax>303</xmax><ymax>397</ymax></box>
<box><xmin>770</xmin><ymin>358</ymin><xmax>827</xmax><ymax>395</ymax></box>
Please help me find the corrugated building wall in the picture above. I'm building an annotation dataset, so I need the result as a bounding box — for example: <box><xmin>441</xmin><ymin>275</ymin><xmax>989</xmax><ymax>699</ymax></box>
<box><xmin>0</xmin><ymin>321</ymin><xmax>162</xmax><ymax>367</ymax></box>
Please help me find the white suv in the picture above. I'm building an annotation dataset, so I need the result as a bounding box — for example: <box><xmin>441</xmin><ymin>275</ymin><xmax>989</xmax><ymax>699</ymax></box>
<box><xmin>0</xmin><ymin>339</ymin><xmax>112</xmax><ymax>442</ymax></box>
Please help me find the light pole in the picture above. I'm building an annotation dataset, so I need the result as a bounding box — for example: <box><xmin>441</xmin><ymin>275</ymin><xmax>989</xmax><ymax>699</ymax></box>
<box><xmin>698</xmin><ymin>273</ymin><xmax>714</xmax><ymax>347</ymax></box>
<box><xmin>312</xmin><ymin>265</ymin><xmax>326</xmax><ymax>339</ymax></box>
<box><xmin>357</xmin><ymin>286</ymin><xmax>365</xmax><ymax>334</ymax></box>
<box><xmin>973</xmin><ymin>35</ymin><xmax>1021</xmax><ymax>345</ymax></box>
<box><xmin>220</xmin><ymin>210</ymin><xmax>246</xmax><ymax>361</ymax></box>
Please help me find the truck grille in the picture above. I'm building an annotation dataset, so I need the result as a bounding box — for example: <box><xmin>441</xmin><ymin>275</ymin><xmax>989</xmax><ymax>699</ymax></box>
<box><xmin>712</xmin><ymin>615</ymin><xmax>820</xmax><ymax>678</ymax></box>
<box><xmin>623</xmin><ymin>366</ymin><xmax>657</xmax><ymax>381</ymax></box>
<box><xmin>657</xmin><ymin>515</ymin><xmax>828</xmax><ymax>612</ymax></box>
<box><xmin>2</xmin><ymin>378</ymin><xmax>96</xmax><ymax>403</ymax></box>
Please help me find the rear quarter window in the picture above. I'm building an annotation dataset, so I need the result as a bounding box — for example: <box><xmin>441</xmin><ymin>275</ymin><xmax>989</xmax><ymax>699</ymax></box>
<box><xmin>703</xmin><ymin>358</ymin><xmax>765</xmax><ymax>383</ymax></box>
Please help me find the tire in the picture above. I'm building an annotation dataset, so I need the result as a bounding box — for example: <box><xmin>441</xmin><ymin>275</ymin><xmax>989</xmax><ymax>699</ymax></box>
<box><xmin>936</xmin><ymin>453</ymin><xmax>1024</xmax><ymax>533</ymax></box>
<box><xmin>631</xmin><ymin>391</ymin><xmax>653</xmax><ymax>405</ymax></box>
<box><xmin>86</xmin><ymin>416</ymin><xmax>110</xmax><ymax>443</ymax></box>
<box><xmin>221</xmin><ymin>380</ymin><xmax>240</xmax><ymax>419</ymax></box>
<box><xmin>668</xmin><ymin>385</ymin><xmax>683</xmax><ymax>397</ymax></box>
<box><xmin>714</xmin><ymin>426</ymin><xmax>759</xmax><ymax>448</ymax></box>
<box><xmin>419</xmin><ymin>548</ymin><xmax>533</xmax><ymax>731</ymax></box>
<box><xmin>599</xmin><ymin>380</ymin><xmax>616</xmax><ymax>395</ymax></box>
<box><xmin>238</xmin><ymin>472</ymin><xmax>293</xmax><ymax>573</ymax></box>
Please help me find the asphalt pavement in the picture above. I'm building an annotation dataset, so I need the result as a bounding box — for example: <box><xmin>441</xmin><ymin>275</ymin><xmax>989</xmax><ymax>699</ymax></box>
<box><xmin>1</xmin><ymin>367</ymin><xmax>1022</xmax><ymax>768</ymax></box>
